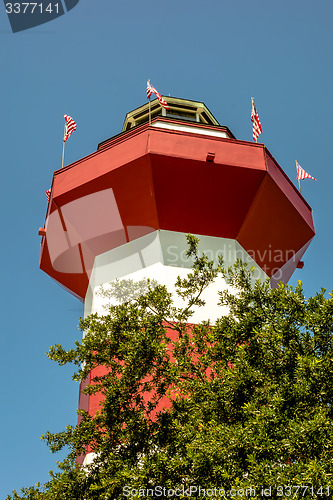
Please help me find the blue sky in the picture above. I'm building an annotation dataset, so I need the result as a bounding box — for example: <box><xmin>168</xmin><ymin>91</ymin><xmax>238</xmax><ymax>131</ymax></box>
<box><xmin>0</xmin><ymin>0</ymin><xmax>332</xmax><ymax>496</ymax></box>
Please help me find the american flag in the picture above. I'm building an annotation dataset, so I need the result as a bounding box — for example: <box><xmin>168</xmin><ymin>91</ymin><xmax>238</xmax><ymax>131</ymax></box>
<box><xmin>63</xmin><ymin>114</ymin><xmax>77</xmax><ymax>142</ymax></box>
<box><xmin>146</xmin><ymin>81</ymin><xmax>169</xmax><ymax>110</ymax></box>
<box><xmin>251</xmin><ymin>98</ymin><xmax>263</xmax><ymax>142</ymax></box>
<box><xmin>296</xmin><ymin>161</ymin><xmax>316</xmax><ymax>181</ymax></box>
<box><xmin>46</xmin><ymin>189</ymin><xmax>51</xmax><ymax>202</ymax></box>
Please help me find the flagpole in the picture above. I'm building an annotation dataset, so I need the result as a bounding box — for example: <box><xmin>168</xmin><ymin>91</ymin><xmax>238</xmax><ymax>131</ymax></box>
<box><xmin>148</xmin><ymin>79</ymin><xmax>151</xmax><ymax>125</ymax></box>
<box><xmin>62</xmin><ymin>123</ymin><xmax>66</xmax><ymax>168</ymax></box>
<box><xmin>296</xmin><ymin>160</ymin><xmax>301</xmax><ymax>194</ymax></box>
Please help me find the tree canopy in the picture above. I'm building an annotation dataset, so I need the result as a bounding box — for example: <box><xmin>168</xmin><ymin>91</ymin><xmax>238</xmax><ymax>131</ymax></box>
<box><xmin>8</xmin><ymin>235</ymin><xmax>333</xmax><ymax>499</ymax></box>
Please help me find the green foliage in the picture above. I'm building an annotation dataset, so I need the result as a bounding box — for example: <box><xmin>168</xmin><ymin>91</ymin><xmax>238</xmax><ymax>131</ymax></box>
<box><xmin>8</xmin><ymin>235</ymin><xmax>333</xmax><ymax>499</ymax></box>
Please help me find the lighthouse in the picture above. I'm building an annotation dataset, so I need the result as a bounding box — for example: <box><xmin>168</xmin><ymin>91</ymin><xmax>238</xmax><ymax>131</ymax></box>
<box><xmin>39</xmin><ymin>96</ymin><xmax>315</xmax><ymax>465</ymax></box>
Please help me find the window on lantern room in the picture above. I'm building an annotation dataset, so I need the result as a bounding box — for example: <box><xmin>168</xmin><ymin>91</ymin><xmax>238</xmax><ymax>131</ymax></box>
<box><xmin>166</xmin><ymin>109</ymin><xmax>197</xmax><ymax>122</ymax></box>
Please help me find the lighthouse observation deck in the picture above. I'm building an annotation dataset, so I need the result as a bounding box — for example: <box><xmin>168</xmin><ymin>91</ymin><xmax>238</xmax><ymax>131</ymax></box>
<box><xmin>39</xmin><ymin>97</ymin><xmax>315</xmax><ymax>302</ymax></box>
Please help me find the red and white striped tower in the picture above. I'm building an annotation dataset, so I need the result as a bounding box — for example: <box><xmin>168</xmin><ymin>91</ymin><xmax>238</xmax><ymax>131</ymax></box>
<box><xmin>39</xmin><ymin>97</ymin><xmax>315</xmax><ymax>466</ymax></box>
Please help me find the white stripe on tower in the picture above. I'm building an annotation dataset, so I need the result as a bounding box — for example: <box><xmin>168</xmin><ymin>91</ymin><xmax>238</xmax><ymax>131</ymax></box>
<box><xmin>84</xmin><ymin>230</ymin><xmax>268</xmax><ymax>323</ymax></box>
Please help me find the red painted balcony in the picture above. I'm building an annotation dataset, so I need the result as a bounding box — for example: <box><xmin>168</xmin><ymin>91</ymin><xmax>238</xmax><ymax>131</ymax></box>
<box><xmin>40</xmin><ymin>114</ymin><xmax>314</xmax><ymax>300</ymax></box>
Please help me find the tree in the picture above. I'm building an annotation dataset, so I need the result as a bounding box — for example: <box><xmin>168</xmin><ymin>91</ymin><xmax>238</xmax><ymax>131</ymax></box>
<box><xmin>8</xmin><ymin>235</ymin><xmax>333</xmax><ymax>499</ymax></box>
